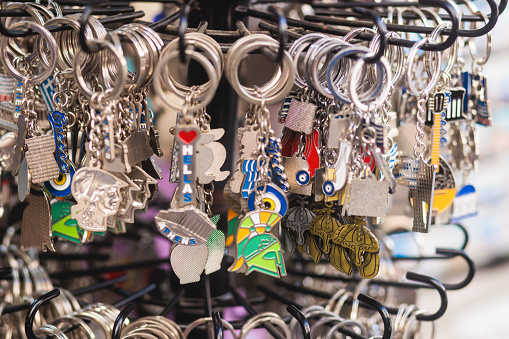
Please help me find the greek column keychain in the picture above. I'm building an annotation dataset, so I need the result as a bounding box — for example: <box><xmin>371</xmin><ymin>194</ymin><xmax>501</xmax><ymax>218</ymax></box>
<box><xmin>393</xmin><ymin>37</ymin><xmax>441</xmax><ymax>233</ymax></box>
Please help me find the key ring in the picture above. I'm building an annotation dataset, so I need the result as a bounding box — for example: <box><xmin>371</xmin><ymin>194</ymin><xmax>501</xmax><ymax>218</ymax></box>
<box><xmin>161</xmin><ymin>32</ymin><xmax>223</xmax><ymax>101</ymax></box>
<box><xmin>184</xmin><ymin>316</ymin><xmax>237</xmax><ymax>339</ymax></box>
<box><xmin>289</xmin><ymin>33</ymin><xmax>328</xmax><ymax>88</ymax></box>
<box><xmin>369</xmin><ymin>31</ymin><xmax>405</xmax><ymax>86</ymax></box>
<box><xmin>73</xmin><ymin>38</ymin><xmax>127</xmax><ymax>101</ymax></box>
<box><xmin>405</xmin><ymin>37</ymin><xmax>441</xmax><ymax>97</ymax></box>
<box><xmin>240</xmin><ymin>313</ymin><xmax>291</xmax><ymax>339</ymax></box>
<box><xmin>327</xmin><ymin>46</ymin><xmax>384</xmax><ymax>104</ymax></box>
<box><xmin>154</xmin><ymin>46</ymin><xmax>219</xmax><ymax>112</ymax></box>
<box><xmin>226</xmin><ymin>34</ymin><xmax>295</xmax><ymax>104</ymax></box>
<box><xmin>0</xmin><ymin>21</ymin><xmax>57</xmax><ymax>84</ymax></box>
<box><xmin>349</xmin><ymin>52</ymin><xmax>392</xmax><ymax>112</ymax></box>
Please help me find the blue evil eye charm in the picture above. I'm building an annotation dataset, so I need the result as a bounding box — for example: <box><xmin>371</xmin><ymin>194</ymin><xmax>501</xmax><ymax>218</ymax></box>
<box><xmin>44</xmin><ymin>165</ymin><xmax>75</xmax><ymax>198</ymax></box>
<box><xmin>248</xmin><ymin>183</ymin><xmax>288</xmax><ymax>217</ymax></box>
<box><xmin>295</xmin><ymin>170</ymin><xmax>310</xmax><ymax>186</ymax></box>
<box><xmin>322</xmin><ymin>181</ymin><xmax>336</xmax><ymax>197</ymax></box>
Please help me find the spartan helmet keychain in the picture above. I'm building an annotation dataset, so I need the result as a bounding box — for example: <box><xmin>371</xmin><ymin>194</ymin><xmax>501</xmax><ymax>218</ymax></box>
<box><xmin>228</xmin><ymin>93</ymin><xmax>287</xmax><ymax>278</ymax></box>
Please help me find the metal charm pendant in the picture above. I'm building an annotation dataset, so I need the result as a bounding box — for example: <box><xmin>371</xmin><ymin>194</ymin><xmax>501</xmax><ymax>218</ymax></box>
<box><xmin>393</xmin><ymin>151</ymin><xmax>437</xmax><ymax>233</ymax></box>
<box><xmin>171</xmin><ymin>243</ymin><xmax>209</xmax><ymax>285</ymax></box>
<box><xmin>156</xmin><ymin>206</ymin><xmax>216</xmax><ymax>246</ymax></box>
<box><xmin>450</xmin><ymin>184</ymin><xmax>478</xmax><ymax>223</ymax></box>
<box><xmin>21</xmin><ymin>187</ymin><xmax>55</xmax><ymax>252</ymax></box>
<box><xmin>284</xmin><ymin>154</ymin><xmax>312</xmax><ymax>195</ymax></box>
<box><xmin>196</xmin><ymin>128</ymin><xmax>230</xmax><ymax>184</ymax></box>
<box><xmin>18</xmin><ymin>158</ymin><xmax>30</xmax><ymax>202</ymax></box>
<box><xmin>205</xmin><ymin>229</ymin><xmax>225</xmax><ymax>274</ymax></box>
<box><xmin>71</xmin><ymin>167</ymin><xmax>128</xmax><ymax>232</ymax></box>
<box><xmin>309</xmin><ymin>205</ymin><xmax>342</xmax><ymax>254</ymax></box>
<box><xmin>51</xmin><ymin>201</ymin><xmax>81</xmax><ymax>244</ymax></box>
<box><xmin>282</xmin><ymin>199</ymin><xmax>314</xmax><ymax>245</ymax></box>
<box><xmin>284</xmin><ymin>98</ymin><xmax>316</xmax><ymax>134</ymax></box>
<box><xmin>25</xmin><ymin>134</ymin><xmax>60</xmax><ymax>184</ymax></box>
<box><xmin>175</xmin><ymin>123</ymin><xmax>200</xmax><ymax>207</ymax></box>
<box><xmin>322</xmin><ymin>142</ymin><xmax>352</xmax><ymax>197</ymax></box>
<box><xmin>48</xmin><ymin>111</ymin><xmax>69</xmax><ymax>173</ymax></box>
<box><xmin>328</xmin><ymin>115</ymin><xmax>350</xmax><ymax>149</ymax></box>
<box><xmin>229</xmin><ymin>210</ymin><xmax>286</xmax><ymax>278</ymax></box>
<box><xmin>347</xmin><ymin>177</ymin><xmax>389</xmax><ymax>218</ymax></box>
<box><xmin>12</xmin><ymin>112</ymin><xmax>28</xmax><ymax>176</ymax></box>
<box><xmin>432</xmin><ymin>157</ymin><xmax>456</xmax><ymax>215</ymax></box>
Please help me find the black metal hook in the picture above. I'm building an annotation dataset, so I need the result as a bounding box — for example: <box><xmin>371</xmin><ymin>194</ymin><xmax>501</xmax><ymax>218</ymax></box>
<box><xmin>0</xmin><ymin>9</ymin><xmax>33</xmax><ymax>37</ymax></box>
<box><xmin>79</xmin><ymin>0</ymin><xmax>106</xmax><ymax>53</ymax></box>
<box><xmin>267</xmin><ymin>5</ymin><xmax>287</xmax><ymax>62</ymax></box>
<box><xmin>0</xmin><ymin>266</ymin><xmax>11</xmax><ymax>278</ymax></box>
<box><xmin>392</xmin><ymin>248</ymin><xmax>475</xmax><ymax>290</ymax></box>
<box><xmin>358</xmin><ymin>294</ymin><xmax>392</xmax><ymax>339</ymax></box>
<box><xmin>112</xmin><ymin>304</ymin><xmax>134</xmax><ymax>339</ymax></box>
<box><xmin>149</xmin><ymin>9</ymin><xmax>181</xmax><ymax>32</ymax></box>
<box><xmin>466</xmin><ymin>0</ymin><xmax>498</xmax><ymax>37</ymax></box>
<box><xmin>25</xmin><ymin>288</ymin><xmax>60</xmax><ymax>339</ymax></box>
<box><xmin>406</xmin><ymin>272</ymin><xmax>448</xmax><ymax>321</ymax></box>
<box><xmin>229</xmin><ymin>286</ymin><xmax>286</xmax><ymax>339</ymax></box>
<box><xmin>178</xmin><ymin>2</ymin><xmax>193</xmax><ymax>63</ymax></box>
<box><xmin>352</xmin><ymin>7</ymin><xmax>387</xmax><ymax>64</ymax></box>
<box><xmin>212</xmin><ymin>311</ymin><xmax>223</xmax><ymax>339</ymax></box>
<box><xmin>159</xmin><ymin>287</ymin><xmax>186</xmax><ymax>317</ymax></box>
<box><xmin>286</xmin><ymin>305</ymin><xmax>311</xmax><ymax>339</ymax></box>
<box><xmin>416</xmin><ymin>0</ymin><xmax>458</xmax><ymax>50</ymax></box>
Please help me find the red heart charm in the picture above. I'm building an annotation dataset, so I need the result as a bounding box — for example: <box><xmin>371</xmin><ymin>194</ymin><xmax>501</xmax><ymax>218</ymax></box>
<box><xmin>178</xmin><ymin>129</ymin><xmax>198</xmax><ymax>144</ymax></box>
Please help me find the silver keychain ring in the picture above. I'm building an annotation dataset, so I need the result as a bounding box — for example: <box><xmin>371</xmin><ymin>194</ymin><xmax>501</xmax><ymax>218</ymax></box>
<box><xmin>127</xmin><ymin>316</ymin><xmax>184</xmax><ymax>339</ymax></box>
<box><xmin>159</xmin><ymin>34</ymin><xmax>222</xmax><ymax>101</ymax></box>
<box><xmin>326</xmin><ymin>45</ymin><xmax>384</xmax><ymax>103</ymax></box>
<box><xmin>73</xmin><ymin>40</ymin><xmax>127</xmax><ymax>101</ymax></box>
<box><xmin>184</xmin><ymin>317</ymin><xmax>237</xmax><ymax>339</ymax></box>
<box><xmin>111</xmin><ymin>29</ymin><xmax>150</xmax><ymax>90</ymax></box>
<box><xmin>34</xmin><ymin>325</ymin><xmax>67</xmax><ymax>339</ymax></box>
<box><xmin>163</xmin><ymin>33</ymin><xmax>223</xmax><ymax>99</ymax></box>
<box><xmin>305</xmin><ymin>37</ymin><xmax>349</xmax><ymax>93</ymax></box>
<box><xmin>468</xmin><ymin>11</ymin><xmax>491</xmax><ymax>66</ymax></box>
<box><xmin>369</xmin><ymin>31</ymin><xmax>405</xmax><ymax>86</ymax></box>
<box><xmin>226</xmin><ymin>34</ymin><xmax>291</xmax><ymax>102</ymax></box>
<box><xmin>349</xmin><ymin>54</ymin><xmax>392</xmax><ymax>111</ymax></box>
<box><xmin>2</xmin><ymin>3</ymin><xmax>50</xmax><ymax>62</ymax></box>
<box><xmin>240</xmin><ymin>315</ymin><xmax>290</xmax><ymax>339</ymax></box>
<box><xmin>0</xmin><ymin>21</ymin><xmax>57</xmax><ymax>84</ymax></box>
<box><xmin>327</xmin><ymin>46</ymin><xmax>384</xmax><ymax>104</ymax></box>
<box><xmin>304</xmin><ymin>37</ymin><xmax>350</xmax><ymax>98</ymax></box>
<box><xmin>326</xmin><ymin>319</ymin><xmax>368</xmax><ymax>339</ymax></box>
<box><xmin>290</xmin><ymin>33</ymin><xmax>329</xmax><ymax>88</ymax></box>
<box><xmin>42</xmin><ymin>16</ymin><xmax>95</xmax><ymax>71</ymax></box>
<box><xmin>226</xmin><ymin>35</ymin><xmax>294</xmax><ymax>104</ymax></box>
<box><xmin>405</xmin><ymin>37</ymin><xmax>441</xmax><ymax>96</ymax></box>
<box><xmin>52</xmin><ymin>315</ymin><xmax>95</xmax><ymax>339</ymax></box>
<box><xmin>154</xmin><ymin>47</ymin><xmax>219</xmax><ymax>112</ymax></box>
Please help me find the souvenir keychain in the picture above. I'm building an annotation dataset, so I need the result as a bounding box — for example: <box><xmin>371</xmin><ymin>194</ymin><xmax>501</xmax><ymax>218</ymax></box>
<box><xmin>70</xmin><ymin>39</ymin><xmax>130</xmax><ymax>241</ymax></box>
<box><xmin>153</xmin><ymin>32</ymin><xmax>224</xmax><ymax>284</ymax></box>
<box><xmin>393</xmin><ymin>37</ymin><xmax>441</xmax><ymax>233</ymax></box>
<box><xmin>0</xmin><ymin>21</ymin><xmax>60</xmax><ymax>251</ymax></box>
<box><xmin>228</xmin><ymin>93</ymin><xmax>288</xmax><ymax>277</ymax></box>
<box><xmin>225</xmin><ymin>32</ymin><xmax>295</xmax><ymax>278</ymax></box>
